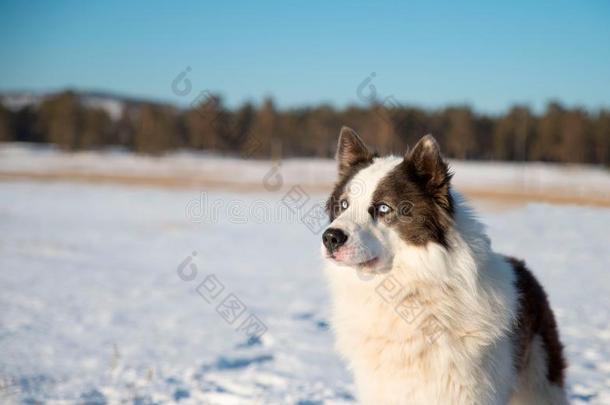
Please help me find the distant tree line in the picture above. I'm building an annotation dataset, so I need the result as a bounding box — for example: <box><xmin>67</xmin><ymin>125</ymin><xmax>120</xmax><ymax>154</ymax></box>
<box><xmin>1</xmin><ymin>90</ymin><xmax>608</xmax><ymax>165</ymax></box>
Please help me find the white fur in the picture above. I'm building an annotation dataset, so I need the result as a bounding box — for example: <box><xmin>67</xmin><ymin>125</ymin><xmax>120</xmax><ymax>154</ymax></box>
<box><xmin>323</xmin><ymin>157</ymin><xmax>567</xmax><ymax>405</ymax></box>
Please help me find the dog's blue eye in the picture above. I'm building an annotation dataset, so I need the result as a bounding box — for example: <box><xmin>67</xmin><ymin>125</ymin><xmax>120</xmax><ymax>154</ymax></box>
<box><xmin>340</xmin><ymin>199</ymin><xmax>349</xmax><ymax>210</ymax></box>
<box><xmin>377</xmin><ymin>203</ymin><xmax>391</xmax><ymax>214</ymax></box>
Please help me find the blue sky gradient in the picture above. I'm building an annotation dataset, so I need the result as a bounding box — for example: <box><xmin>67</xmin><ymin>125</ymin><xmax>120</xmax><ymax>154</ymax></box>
<box><xmin>1</xmin><ymin>0</ymin><xmax>609</xmax><ymax>112</ymax></box>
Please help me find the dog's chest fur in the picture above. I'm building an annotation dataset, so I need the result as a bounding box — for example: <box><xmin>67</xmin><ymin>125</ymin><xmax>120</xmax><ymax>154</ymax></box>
<box><xmin>325</xmin><ymin>240</ymin><xmax>520</xmax><ymax>405</ymax></box>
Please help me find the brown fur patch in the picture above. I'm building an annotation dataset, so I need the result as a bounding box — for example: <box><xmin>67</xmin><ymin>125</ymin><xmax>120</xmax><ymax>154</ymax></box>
<box><xmin>371</xmin><ymin>161</ymin><xmax>454</xmax><ymax>247</ymax></box>
<box><xmin>508</xmin><ymin>256</ymin><xmax>566</xmax><ymax>386</ymax></box>
<box><xmin>370</xmin><ymin>135</ymin><xmax>454</xmax><ymax>248</ymax></box>
<box><xmin>404</xmin><ymin>135</ymin><xmax>454</xmax><ymax>212</ymax></box>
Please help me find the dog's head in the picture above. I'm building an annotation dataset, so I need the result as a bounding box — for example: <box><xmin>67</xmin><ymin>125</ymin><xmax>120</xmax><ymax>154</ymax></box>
<box><xmin>322</xmin><ymin>127</ymin><xmax>454</xmax><ymax>273</ymax></box>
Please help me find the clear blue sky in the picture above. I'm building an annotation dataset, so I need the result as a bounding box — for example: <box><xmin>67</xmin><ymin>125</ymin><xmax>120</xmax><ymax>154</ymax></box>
<box><xmin>1</xmin><ymin>0</ymin><xmax>609</xmax><ymax>113</ymax></box>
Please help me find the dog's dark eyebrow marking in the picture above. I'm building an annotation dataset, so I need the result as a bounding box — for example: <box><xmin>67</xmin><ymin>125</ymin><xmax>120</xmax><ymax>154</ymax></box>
<box><xmin>371</xmin><ymin>159</ymin><xmax>454</xmax><ymax>248</ymax></box>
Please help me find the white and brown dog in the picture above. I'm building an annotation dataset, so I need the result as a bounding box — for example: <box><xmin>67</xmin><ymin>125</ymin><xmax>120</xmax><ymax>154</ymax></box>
<box><xmin>322</xmin><ymin>127</ymin><xmax>567</xmax><ymax>405</ymax></box>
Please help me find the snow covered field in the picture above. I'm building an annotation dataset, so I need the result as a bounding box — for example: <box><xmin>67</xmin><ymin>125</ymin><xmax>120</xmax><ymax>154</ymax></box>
<box><xmin>1</xmin><ymin>155</ymin><xmax>610</xmax><ymax>403</ymax></box>
<box><xmin>2</xmin><ymin>144</ymin><xmax>610</xmax><ymax>205</ymax></box>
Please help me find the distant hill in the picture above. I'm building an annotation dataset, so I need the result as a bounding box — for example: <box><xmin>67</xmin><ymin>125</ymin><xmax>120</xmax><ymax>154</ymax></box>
<box><xmin>0</xmin><ymin>90</ymin><xmax>170</xmax><ymax>120</ymax></box>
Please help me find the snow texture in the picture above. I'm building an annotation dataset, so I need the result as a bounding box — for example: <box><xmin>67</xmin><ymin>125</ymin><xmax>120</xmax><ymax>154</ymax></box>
<box><xmin>1</xmin><ymin>155</ymin><xmax>609</xmax><ymax>404</ymax></box>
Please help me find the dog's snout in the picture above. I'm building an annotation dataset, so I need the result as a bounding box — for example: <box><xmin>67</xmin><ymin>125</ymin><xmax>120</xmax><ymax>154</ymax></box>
<box><xmin>323</xmin><ymin>228</ymin><xmax>348</xmax><ymax>253</ymax></box>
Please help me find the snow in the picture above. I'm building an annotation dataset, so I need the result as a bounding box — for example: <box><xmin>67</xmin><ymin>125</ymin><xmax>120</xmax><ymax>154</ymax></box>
<box><xmin>0</xmin><ymin>93</ymin><xmax>46</xmax><ymax>111</ymax></box>
<box><xmin>81</xmin><ymin>97</ymin><xmax>124</xmax><ymax>121</ymax></box>
<box><xmin>1</xmin><ymin>143</ymin><xmax>610</xmax><ymax>199</ymax></box>
<box><xmin>1</xmin><ymin>93</ymin><xmax>125</xmax><ymax>120</ymax></box>
<box><xmin>0</xmin><ymin>181</ymin><xmax>352</xmax><ymax>404</ymax></box>
<box><xmin>1</xmin><ymin>154</ymin><xmax>610</xmax><ymax>404</ymax></box>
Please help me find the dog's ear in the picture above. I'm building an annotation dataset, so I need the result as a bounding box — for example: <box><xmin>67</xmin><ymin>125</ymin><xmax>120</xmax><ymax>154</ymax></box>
<box><xmin>336</xmin><ymin>126</ymin><xmax>373</xmax><ymax>178</ymax></box>
<box><xmin>405</xmin><ymin>134</ymin><xmax>453</xmax><ymax>210</ymax></box>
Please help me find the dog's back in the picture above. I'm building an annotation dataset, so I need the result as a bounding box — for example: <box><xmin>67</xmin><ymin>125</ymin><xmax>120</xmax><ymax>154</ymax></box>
<box><xmin>508</xmin><ymin>257</ymin><xmax>567</xmax><ymax>404</ymax></box>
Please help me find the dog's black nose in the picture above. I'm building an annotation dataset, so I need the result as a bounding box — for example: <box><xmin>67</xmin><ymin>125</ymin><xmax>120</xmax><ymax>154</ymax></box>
<box><xmin>323</xmin><ymin>228</ymin><xmax>348</xmax><ymax>253</ymax></box>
